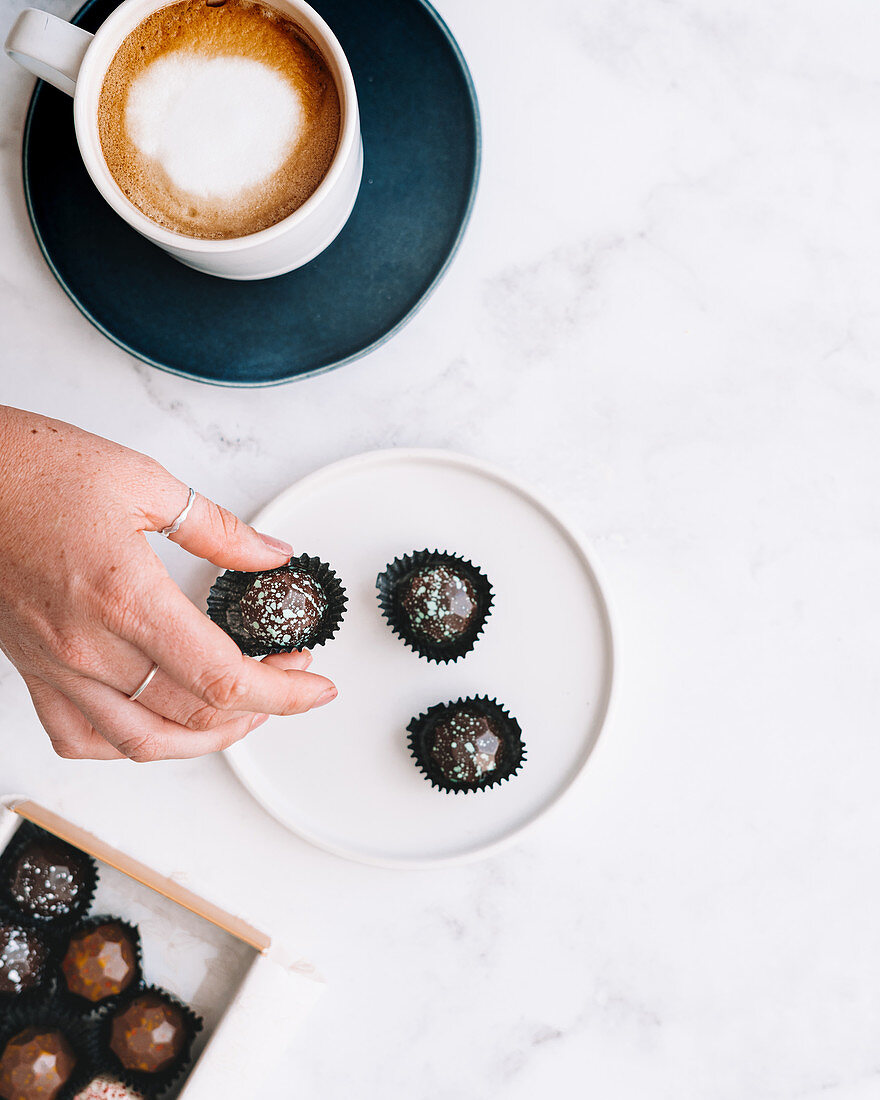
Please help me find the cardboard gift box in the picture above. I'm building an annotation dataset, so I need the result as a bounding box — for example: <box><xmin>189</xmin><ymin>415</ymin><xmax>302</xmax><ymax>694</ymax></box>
<box><xmin>0</xmin><ymin>796</ymin><xmax>323</xmax><ymax>1097</ymax></box>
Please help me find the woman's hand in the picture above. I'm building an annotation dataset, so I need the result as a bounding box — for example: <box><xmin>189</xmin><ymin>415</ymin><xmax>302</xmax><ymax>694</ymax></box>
<box><xmin>0</xmin><ymin>406</ymin><xmax>337</xmax><ymax>761</ymax></box>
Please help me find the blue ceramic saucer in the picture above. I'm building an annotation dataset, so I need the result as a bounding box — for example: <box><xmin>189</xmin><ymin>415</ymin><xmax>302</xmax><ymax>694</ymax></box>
<box><xmin>22</xmin><ymin>0</ymin><xmax>480</xmax><ymax>386</ymax></box>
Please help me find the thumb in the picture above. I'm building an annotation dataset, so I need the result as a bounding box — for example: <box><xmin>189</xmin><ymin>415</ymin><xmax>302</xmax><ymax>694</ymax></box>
<box><xmin>153</xmin><ymin>487</ymin><xmax>293</xmax><ymax>571</ymax></box>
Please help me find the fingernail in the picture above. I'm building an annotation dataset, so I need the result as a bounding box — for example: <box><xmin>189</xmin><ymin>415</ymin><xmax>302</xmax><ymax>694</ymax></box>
<box><xmin>314</xmin><ymin>686</ymin><xmax>337</xmax><ymax>708</ymax></box>
<box><xmin>258</xmin><ymin>532</ymin><xmax>293</xmax><ymax>556</ymax></box>
<box><xmin>249</xmin><ymin>714</ymin><xmax>269</xmax><ymax>731</ymax></box>
<box><xmin>296</xmin><ymin>650</ymin><xmax>313</xmax><ymax>669</ymax></box>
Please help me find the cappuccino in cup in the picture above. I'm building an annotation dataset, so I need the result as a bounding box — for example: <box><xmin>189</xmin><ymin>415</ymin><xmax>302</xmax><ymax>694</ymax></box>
<box><xmin>97</xmin><ymin>0</ymin><xmax>341</xmax><ymax>240</ymax></box>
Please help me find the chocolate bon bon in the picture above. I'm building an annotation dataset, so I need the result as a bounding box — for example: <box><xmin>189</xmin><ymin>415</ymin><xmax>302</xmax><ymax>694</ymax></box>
<box><xmin>429</xmin><ymin>709</ymin><xmax>505</xmax><ymax>785</ymax></box>
<box><xmin>407</xmin><ymin>696</ymin><xmax>526</xmax><ymax>793</ymax></box>
<box><xmin>73</xmin><ymin>1077</ymin><xmax>145</xmax><ymax>1100</ymax></box>
<box><xmin>7</xmin><ymin>838</ymin><xmax>91</xmax><ymax>921</ymax></box>
<box><xmin>240</xmin><ymin>568</ymin><xmax>328</xmax><ymax>649</ymax></box>
<box><xmin>109</xmin><ymin>992</ymin><xmax>187</xmax><ymax>1074</ymax></box>
<box><xmin>377</xmin><ymin>551</ymin><xmax>493</xmax><ymax>662</ymax></box>
<box><xmin>208</xmin><ymin>553</ymin><xmax>347</xmax><ymax>656</ymax></box>
<box><xmin>399</xmin><ymin>565</ymin><xmax>480</xmax><ymax>645</ymax></box>
<box><xmin>0</xmin><ymin>1028</ymin><xmax>76</xmax><ymax>1100</ymax></box>
<box><xmin>62</xmin><ymin>921</ymin><xmax>138</xmax><ymax>1003</ymax></box>
<box><xmin>0</xmin><ymin>923</ymin><xmax>48</xmax><ymax>996</ymax></box>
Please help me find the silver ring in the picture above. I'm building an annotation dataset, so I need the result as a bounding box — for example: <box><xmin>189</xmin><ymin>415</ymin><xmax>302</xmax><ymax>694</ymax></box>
<box><xmin>160</xmin><ymin>487</ymin><xmax>196</xmax><ymax>538</ymax></box>
<box><xmin>129</xmin><ymin>662</ymin><xmax>159</xmax><ymax>701</ymax></box>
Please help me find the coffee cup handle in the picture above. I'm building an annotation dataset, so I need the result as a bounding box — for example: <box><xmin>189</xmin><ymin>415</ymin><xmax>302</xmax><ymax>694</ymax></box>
<box><xmin>5</xmin><ymin>8</ymin><xmax>93</xmax><ymax>96</ymax></box>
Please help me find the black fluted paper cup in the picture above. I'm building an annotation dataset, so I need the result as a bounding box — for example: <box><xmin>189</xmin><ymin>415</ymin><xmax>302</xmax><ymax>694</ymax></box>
<box><xmin>407</xmin><ymin>695</ymin><xmax>526</xmax><ymax>793</ymax></box>
<box><xmin>97</xmin><ymin>985</ymin><xmax>202</xmax><ymax>1098</ymax></box>
<box><xmin>207</xmin><ymin>552</ymin><xmax>347</xmax><ymax>657</ymax></box>
<box><xmin>56</xmin><ymin>916</ymin><xmax>143</xmax><ymax>1016</ymax></box>
<box><xmin>0</xmin><ymin>823</ymin><xmax>98</xmax><ymax>930</ymax></box>
<box><xmin>376</xmin><ymin>550</ymin><xmax>493</xmax><ymax>663</ymax></box>
<box><xmin>0</xmin><ymin>998</ymin><xmax>96</xmax><ymax>1100</ymax></box>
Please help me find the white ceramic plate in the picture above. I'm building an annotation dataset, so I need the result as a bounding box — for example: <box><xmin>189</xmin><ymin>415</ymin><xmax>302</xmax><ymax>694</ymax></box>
<box><xmin>224</xmin><ymin>450</ymin><xmax>615</xmax><ymax>868</ymax></box>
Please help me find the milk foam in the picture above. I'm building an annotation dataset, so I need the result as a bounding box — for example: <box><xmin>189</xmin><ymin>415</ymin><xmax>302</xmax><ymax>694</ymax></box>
<box><xmin>125</xmin><ymin>52</ymin><xmax>303</xmax><ymax>199</ymax></box>
<box><xmin>99</xmin><ymin>0</ymin><xmax>342</xmax><ymax>239</ymax></box>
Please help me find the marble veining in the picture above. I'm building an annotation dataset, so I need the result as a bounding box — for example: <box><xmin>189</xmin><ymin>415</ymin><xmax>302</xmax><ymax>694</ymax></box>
<box><xmin>3</xmin><ymin>0</ymin><xmax>880</xmax><ymax>1097</ymax></box>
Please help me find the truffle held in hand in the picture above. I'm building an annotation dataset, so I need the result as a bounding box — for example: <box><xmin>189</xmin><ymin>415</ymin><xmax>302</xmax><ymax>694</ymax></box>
<box><xmin>207</xmin><ymin>553</ymin><xmax>347</xmax><ymax>656</ymax></box>
<box><xmin>239</xmin><ymin>568</ymin><xmax>328</xmax><ymax>649</ymax></box>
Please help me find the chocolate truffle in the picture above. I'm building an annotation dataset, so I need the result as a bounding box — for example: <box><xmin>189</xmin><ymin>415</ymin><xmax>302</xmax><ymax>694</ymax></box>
<box><xmin>62</xmin><ymin>921</ymin><xmax>138</xmax><ymax>1003</ymax></box>
<box><xmin>377</xmin><ymin>551</ymin><xmax>493</xmax><ymax>662</ymax></box>
<box><xmin>207</xmin><ymin>553</ymin><xmax>347</xmax><ymax>657</ymax></box>
<box><xmin>0</xmin><ymin>1028</ymin><xmax>76</xmax><ymax>1100</ymax></box>
<box><xmin>239</xmin><ymin>568</ymin><xmax>328</xmax><ymax>649</ymax></box>
<box><xmin>400</xmin><ymin>566</ymin><xmax>479</xmax><ymax>644</ymax></box>
<box><xmin>109</xmin><ymin>993</ymin><xmax>187</xmax><ymax>1073</ymax></box>
<box><xmin>407</xmin><ymin>696</ymin><xmax>526</xmax><ymax>793</ymax></box>
<box><xmin>74</xmin><ymin>1077</ymin><xmax>145</xmax><ymax>1100</ymax></box>
<box><xmin>429</xmin><ymin>710</ymin><xmax>505</xmax><ymax>785</ymax></box>
<box><xmin>7</xmin><ymin>838</ymin><xmax>90</xmax><ymax>921</ymax></box>
<box><xmin>0</xmin><ymin>923</ymin><xmax>48</xmax><ymax>996</ymax></box>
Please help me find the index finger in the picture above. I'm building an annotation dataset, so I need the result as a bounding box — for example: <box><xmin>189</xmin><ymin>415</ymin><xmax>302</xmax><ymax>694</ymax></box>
<box><xmin>119</xmin><ymin>574</ymin><xmax>337</xmax><ymax>715</ymax></box>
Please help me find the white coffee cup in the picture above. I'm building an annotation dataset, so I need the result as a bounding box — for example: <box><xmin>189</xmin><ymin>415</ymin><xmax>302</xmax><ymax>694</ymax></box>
<box><xmin>5</xmin><ymin>0</ymin><xmax>363</xmax><ymax>279</ymax></box>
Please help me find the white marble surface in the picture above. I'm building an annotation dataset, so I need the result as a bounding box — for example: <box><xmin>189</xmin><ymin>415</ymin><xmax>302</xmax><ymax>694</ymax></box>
<box><xmin>2</xmin><ymin>0</ymin><xmax>880</xmax><ymax>1095</ymax></box>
